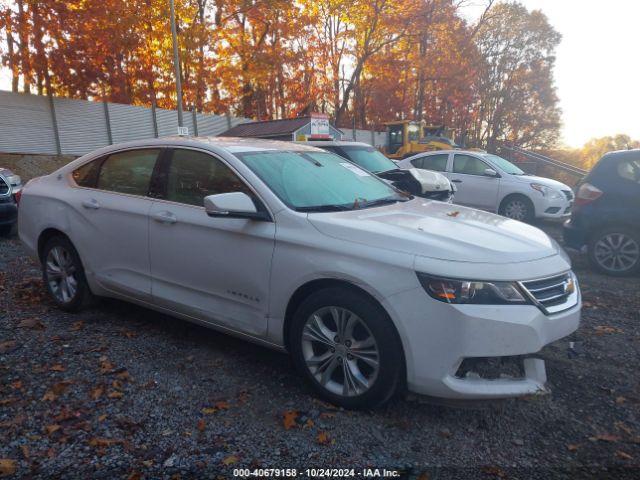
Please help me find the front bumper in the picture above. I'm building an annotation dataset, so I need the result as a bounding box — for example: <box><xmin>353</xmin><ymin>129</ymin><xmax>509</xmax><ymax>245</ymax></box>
<box><xmin>385</xmin><ymin>286</ymin><xmax>581</xmax><ymax>399</ymax></box>
<box><xmin>563</xmin><ymin>218</ymin><xmax>587</xmax><ymax>250</ymax></box>
<box><xmin>533</xmin><ymin>196</ymin><xmax>573</xmax><ymax>219</ymax></box>
<box><xmin>0</xmin><ymin>199</ymin><xmax>18</xmax><ymax>226</ymax></box>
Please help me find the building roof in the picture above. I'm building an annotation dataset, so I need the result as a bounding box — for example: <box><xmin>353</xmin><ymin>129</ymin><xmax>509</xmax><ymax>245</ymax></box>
<box><xmin>221</xmin><ymin>117</ymin><xmax>314</xmax><ymax>138</ymax></box>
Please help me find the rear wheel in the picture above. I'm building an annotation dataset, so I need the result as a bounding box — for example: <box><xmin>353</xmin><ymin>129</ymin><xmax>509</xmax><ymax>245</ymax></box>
<box><xmin>588</xmin><ymin>227</ymin><xmax>640</xmax><ymax>276</ymax></box>
<box><xmin>290</xmin><ymin>287</ymin><xmax>403</xmax><ymax>409</ymax></box>
<box><xmin>500</xmin><ymin>195</ymin><xmax>534</xmax><ymax>223</ymax></box>
<box><xmin>42</xmin><ymin>236</ymin><xmax>94</xmax><ymax>311</ymax></box>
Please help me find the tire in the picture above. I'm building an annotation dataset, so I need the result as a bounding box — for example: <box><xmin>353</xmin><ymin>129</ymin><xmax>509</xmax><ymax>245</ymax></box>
<box><xmin>499</xmin><ymin>195</ymin><xmax>535</xmax><ymax>223</ymax></box>
<box><xmin>588</xmin><ymin>227</ymin><xmax>640</xmax><ymax>277</ymax></box>
<box><xmin>41</xmin><ymin>235</ymin><xmax>94</xmax><ymax>312</ymax></box>
<box><xmin>289</xmin><ymin>287</ymin><xmax>404</xmax><ymax>409</ymax></box>
<box><xmin>0</xmin><ymin>224</ymin><xmax>12</xmax><ymax>237</ymax></box>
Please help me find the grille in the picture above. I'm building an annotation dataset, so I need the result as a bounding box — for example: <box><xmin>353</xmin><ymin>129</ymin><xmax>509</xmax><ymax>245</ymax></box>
<box><xmin>520</xmin><ymin>272</ymin><xmax>578</xmax><ymax>314</ymax></box>
<box><xmin>0</xmin><ymin>176</ymin><xmax>9</xmax><ymax>196</ymax></box>
<box><xmin>562</xmin><ymin>189</ymin><xmax>574</xmax><ymax>201</ymax></box>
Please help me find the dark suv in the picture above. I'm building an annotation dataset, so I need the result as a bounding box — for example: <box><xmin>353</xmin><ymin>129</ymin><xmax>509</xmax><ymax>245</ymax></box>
<box><xmin>0</xmin><ymin>168</ymin><xmax>22</xmax><ymax>236</ymax></box>
<box><xmin>563</xmin><ymin>150</ymin><xmax>640</xmax><ymax>276</ymax></box>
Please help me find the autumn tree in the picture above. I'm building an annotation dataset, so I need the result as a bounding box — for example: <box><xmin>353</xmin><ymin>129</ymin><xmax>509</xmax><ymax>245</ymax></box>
<box><xmin>471</xmin><ymin>1</ymin><xmax>562</xmax><ymax>150</ymax></box>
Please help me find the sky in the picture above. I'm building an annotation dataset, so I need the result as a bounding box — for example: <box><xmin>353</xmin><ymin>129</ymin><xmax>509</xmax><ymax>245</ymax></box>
<box><xmin>463</xmin><ymin>0</ymin><xmax>640</xmax><ymax>147</ymax></box>
<box><xmin>1</xmin><ymin>1</ymin><xmax>638</xmax><ymax>148</ymax></box>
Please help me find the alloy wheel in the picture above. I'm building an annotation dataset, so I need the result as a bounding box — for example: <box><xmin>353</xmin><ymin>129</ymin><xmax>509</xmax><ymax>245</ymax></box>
<box><xmin>594</xmin><ymin>233</ymin><xmax>640</xmax><ymax>273</ymax></box>
<box><xmin>301</xmin><ymin>306</ymin><xmax>380</xmax><ymax>397</ymax></box>
<box><xmin>45</xmin><ymin>245</ymin><xmax>79</xmax><ymax>303</ymax></box>
<box><xmin>504</xmin><ymin>200</ymin><xmax>528</xmax><ymax>221</ymax></box>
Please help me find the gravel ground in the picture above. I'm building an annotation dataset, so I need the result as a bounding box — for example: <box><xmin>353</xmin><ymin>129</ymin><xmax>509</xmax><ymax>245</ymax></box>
<box><xmin>1</xmin><ymin>222</ymin><xmax>639</xmax><ymax>479</ymax></box>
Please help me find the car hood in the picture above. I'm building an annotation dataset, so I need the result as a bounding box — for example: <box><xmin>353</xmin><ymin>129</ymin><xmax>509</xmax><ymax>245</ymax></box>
<box><xmin>307</xmin><ymin>199</ymin><xmax>559</xmax><ymax>264</ymax></box>
<box><xmin>511</xmin><ymin>174</ymin><xmax>571</xmax><ymax>191</ymax></box>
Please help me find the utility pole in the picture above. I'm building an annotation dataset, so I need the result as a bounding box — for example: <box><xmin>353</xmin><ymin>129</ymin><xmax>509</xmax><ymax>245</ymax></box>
<box><xmin>169</xmin><ymin>0</ymin><xmax>184</xmax><ymax>129</ymax></box>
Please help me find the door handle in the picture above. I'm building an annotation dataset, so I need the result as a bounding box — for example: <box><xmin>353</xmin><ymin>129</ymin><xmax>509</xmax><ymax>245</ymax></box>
<box><xmin>81</xmin><ymin>199</ymin><xmax>100</xmax><ymax>210</ymax></box>
<box><xmin>451</xmin><ymin>179</ymin><xmax>463</xmax><ymax>183</ymax></box>
<box><xmin>152</xmin><ymin>211</ymin><xmax>177</xmax><ymax>224</ymax></box>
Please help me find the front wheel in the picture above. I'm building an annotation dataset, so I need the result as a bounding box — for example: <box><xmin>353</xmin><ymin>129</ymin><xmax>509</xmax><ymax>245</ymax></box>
<box><xmin>42</xmin><ymin>236</ymin><xmax>94</xmax><ymax>311</ymax></box>
<box><xmin>588</xmin><ymin>227</ymin><xmax>640</xmax><ymax>276</ymax></box>
<box><xmin>500</xmin><ymin>195</ymin><xmax>534</xmax><ymax>223</ymax></box>
<box><xmin>290</xmin><ymin>288</ymin><xmax>404</xmax><ymax>409</ymax></box>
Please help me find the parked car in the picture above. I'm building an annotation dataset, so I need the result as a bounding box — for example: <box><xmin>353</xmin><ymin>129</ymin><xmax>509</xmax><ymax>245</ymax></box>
<box><xmin>303</xmin><ymin>141</ymin><xmax>455</xmax><ymax>202</ymax></box>
<box><xmin>19</xmin><ymin>137</ymin><xmax>581</xmax><ymax>408</ymax></box>
<box><xmin>0</xmin><ymin>167</ymin><xmax>22</xmax><ymax>236</ymax></box>
<box><xmin>563</xmin><ymin>149</ymin><xmax>640</xmax><ymax>276</ymax></box>
<box><xmin>397</xmin><ymin>150</ymin><xmax>575</xmax><ymax>223</ymax></box>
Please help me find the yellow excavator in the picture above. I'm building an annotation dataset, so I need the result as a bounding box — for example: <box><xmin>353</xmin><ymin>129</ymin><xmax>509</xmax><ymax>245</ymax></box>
<box><xmin>381</xmin><ymin>120</ymin><xmax>460</xmax><ymax>160</ymax></box>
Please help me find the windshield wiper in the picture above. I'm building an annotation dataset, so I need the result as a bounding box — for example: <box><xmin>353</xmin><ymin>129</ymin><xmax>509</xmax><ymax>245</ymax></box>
<box><xmin>296</xmin><ymin>204</ymin><xmax>352</xmax><ymax>212</ymax></box>
<box><xmin>356</xmin><ymin>197</ymin><xmax>406</xmax><ymax>209</ymax></box>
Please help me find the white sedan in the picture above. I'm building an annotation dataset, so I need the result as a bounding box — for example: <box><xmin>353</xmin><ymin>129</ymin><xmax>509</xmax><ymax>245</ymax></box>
<box><xmin>397</xmin><ymin>150</ymin><xmax>575</xmax><ymax>222</ymax></box>
<box><xmin>19</xmin><ymin>137</ymin><xmax>580</xmax><ymax>408</ymax></box>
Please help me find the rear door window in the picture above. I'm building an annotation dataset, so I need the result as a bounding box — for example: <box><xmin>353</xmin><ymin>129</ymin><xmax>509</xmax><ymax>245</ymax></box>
<box><xmin>413</xmin><ymin>154</ymin><xmax>449</xmax><ymax>172</ymax></box>
<box><xmin>97</xmin><ymin>149</ymin><xmax>160</xmax><ymax>196</ymax></box>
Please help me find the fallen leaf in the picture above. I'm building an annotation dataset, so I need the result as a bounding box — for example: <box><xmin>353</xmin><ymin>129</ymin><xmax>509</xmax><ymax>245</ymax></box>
<box><xmin>91</xmin><ymin>386</ymin><xmax>104</xmax><ymax>400</ymax></box>
<box><xmin>215</xmin><ymin>401</ymin><xmax>230</xmax><ymax>410</ymax></box>
<box><xmin>123</xmin><ymin>331</ymin><xmax>137</xmax><ymax>338</ymax></box>
<box><xmin>594</xmin><ymin>325</ymin><xmax>624</xmax><ymax>335</ymax></box>
<box><xmin>42</xmin><ymin>381</ymin><xmax>72</xmax><ymax>401</ymax></box>
<box><xmin>0</xmin><ymin>398</ymin><xmax>17</xmax><ymax>407</ymax></box>
<box><xmin>615</xmin><ymin>422</ymin><xmax>633</xmax><ymax>436</ymax></box>
<box><xmin>98</xmin><ymin>414</ymin><xmax>107</xmax><ymax>422</ymax></box>
<box><xmin>305</xmin><ymin>419</ymin><xmax>315</xmax><ymax>429</ymax></box>
<box><xmin>50</xmin><ymin>364</ymin><xmax>66</xmax><ymax>372</ymax></box>
<box><xmin>0</xmin><ymin>459</ymin><xmax>16</xmax><ymax>476</ymax></box>
<box><xmin>616</xmin><ymin>451</ymin><xmax>632</xmax><ymax>460</ymax></box>
<box><xmin>481</xmin><ymin>466</ymin><xmax>507</xmax><ymax>478</ymax></box>
<box><xmin>45</xmin><ymin>424</ymin><xmax>61</xmax><ymax>435</ymax></box>
<box><xmin>616</xmin><ymin>396</ymin><xmax>626</xmax><ymax>404</ymax></box>
<box><xmin>128</xmin><ymin>471</ymin><xmax>142</xmax><ymax>480</ymax></box>
<box><xmin>112</xmin><ymin>380</ymin><xmax>123</xmax><ymax>390</ymax></box>
<box><xmin>99</xmin><ymin>359</ymin><xmax>115</xmax><ymax>374</ymax></box>
<box><xmin>70</xmin><ymin>321</ymin><xmax>84</xmax><ymax>331</ymax></box>
<box><xmin>142</xmin><ymin>460</ymin><xmax>153</xmax><ymax>467</ymax></box>
<box><xmin>18</xmin><ymin>318</ymin><xmax>45</xmax><ymax>330</ymax></box>
<box><xmin>589</xmin><ymin>434</ymin><xmax>620</xmax><ymax>442</ymax></box>
<box><xmin>0</xmin><ymin>341</ymin><xmax>17</xmax><ymax>354</ymax></box>
<box><xmin>116</xmin><ymin>370</ymin><xmax>131</xmax><ymax>381</ymax></box>
<box><xmin>316</xmin><ymin>431</ymin><xmax>330</xmax><ymax>445</ymax></box>
<box><xmin>282</xmin><ymin>410</ymin><xmax>298</xmax><ymax>430</ymax></box>
<box><xmin>201</xmin><ymin>407</ymin><xmax>217</xmax><ymax>414</ymax></box>
<box><xmin>567</xmin><ymin>444</ymin><xmax>580</xmax><ymax>452</ymax></box>
<box><xmin>197</xmin><ymin>419</ymin><xmax>206</xmax><ymax>432</ymax></box>
<box><xmin>447</xmin><ymin>211</ymin><xmax>460</xmax><ymax>217</ymax></box>
<box><xmin>107</xmin><ymin>391</ymin><xmax>124</xmax><ymax>399</ymax></box>
<box><xmin>89</xmin><ymin>437</ymin><xmax>121</xmax><ymax>447</ymax></box>
<box><xmin>222</xmin><ymin>455</ymin><xmax>238</xmax><ymax>465</ymax></box>
<box><xmin>439</xmin><ymin>428</ymin><xmax>452</xmax><ymax>438</ymax></box>
<box><xmin>10</xmin><ymin>380</ymin><xmax>22</xmax><ymax>390</ymax></box>
<box><xmin>20</xmin><ymin>446</ymin><xmax>29</xmax><ymax>460</ymax></box>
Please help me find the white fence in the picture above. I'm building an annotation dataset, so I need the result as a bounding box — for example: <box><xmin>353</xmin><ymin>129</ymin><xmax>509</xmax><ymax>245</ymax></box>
<box><xmin>0</xmin><ymin>90</ymin><xmax>387</xmax><ymax>156</ymax></box>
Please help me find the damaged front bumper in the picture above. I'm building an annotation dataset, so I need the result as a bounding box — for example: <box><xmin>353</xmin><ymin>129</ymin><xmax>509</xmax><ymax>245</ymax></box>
<box><xmin>384</xmin><ymin>286</ymin><xmax>581</xmax><ymax>400</ymax></box>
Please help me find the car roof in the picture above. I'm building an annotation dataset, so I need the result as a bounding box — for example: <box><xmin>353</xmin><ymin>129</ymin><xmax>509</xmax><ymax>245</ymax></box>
<box><xmin>600</xmin><ymin>149</ymin><xmax>640</xmax><ymax>162</ymax></box>
<box><xmin>298</xmin><ymin>141</ymin><xmax>374</xmax><ymax>148</ymax></box>
<box><xmin>90</xmin><ymin>136</ymin><xmax>323</xmax><ymax>156</ymax></box>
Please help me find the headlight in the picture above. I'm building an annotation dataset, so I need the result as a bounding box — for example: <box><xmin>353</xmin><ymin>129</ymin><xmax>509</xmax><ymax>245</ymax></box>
<box><xmin>530</xmin><ymin>183</ymin><xmax>562</xmax><ymax>200</ymax></box>
<box><xmin>417</xmin><ymin>273</ymin><xmax>528</xmax><ymax>305</ymax></box>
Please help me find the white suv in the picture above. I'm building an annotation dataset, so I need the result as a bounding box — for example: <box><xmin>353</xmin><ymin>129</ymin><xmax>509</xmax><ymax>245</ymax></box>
<box><xmin>397</xmin><ymin>150</ymin><xmax>575</xmax><ymax>222</ymax></box>
<box><xmin>19</xmin><ymin>137</ymin><xmax>580</xmax><ymax>408</ymax></box>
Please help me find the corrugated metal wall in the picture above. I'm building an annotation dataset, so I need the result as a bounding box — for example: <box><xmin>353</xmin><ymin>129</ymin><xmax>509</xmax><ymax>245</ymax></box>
<box><xmin>0</xmin><ymin>90</ymin><xmax>386</xmax><ymax>155</ymax></box>
<box><xmin>0</xmin><ymin>91</ymin><xmax>57</xmax><ymax>154</ymax></box>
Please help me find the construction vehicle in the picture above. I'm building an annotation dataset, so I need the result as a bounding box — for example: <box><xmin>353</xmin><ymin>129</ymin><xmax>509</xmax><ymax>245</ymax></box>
<box><xmin>381</xmin><ymin>120</ymin><xmax>460</xmax><ymax>160</ymax></box>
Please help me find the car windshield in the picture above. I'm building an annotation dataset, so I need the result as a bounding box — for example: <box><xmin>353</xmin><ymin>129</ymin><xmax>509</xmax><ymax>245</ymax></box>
<box><xmin>481</xmin><ymin>154</ymin><xmax>525</xmax><ymax>175</ymax></box>
<box><xmin>339</xmin><ymin>145</ymin><xmax>399</xmax><ymax>174</ymax></box>
<box><xmin>236</xmin><ymin>150</ymin><xmax>405</xmax><ymax>212</ymax></box>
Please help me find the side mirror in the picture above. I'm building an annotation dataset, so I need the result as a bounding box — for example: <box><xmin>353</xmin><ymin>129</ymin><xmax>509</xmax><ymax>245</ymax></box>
<box><xmin>484</xmin><ymin>168</ymin><xmax>499</xmax><ymax>177</ymax></box>
<box><xmin>204</xmin><ymin>192</ymin><xmax>270</xmax><ymax>221</ymax></box>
